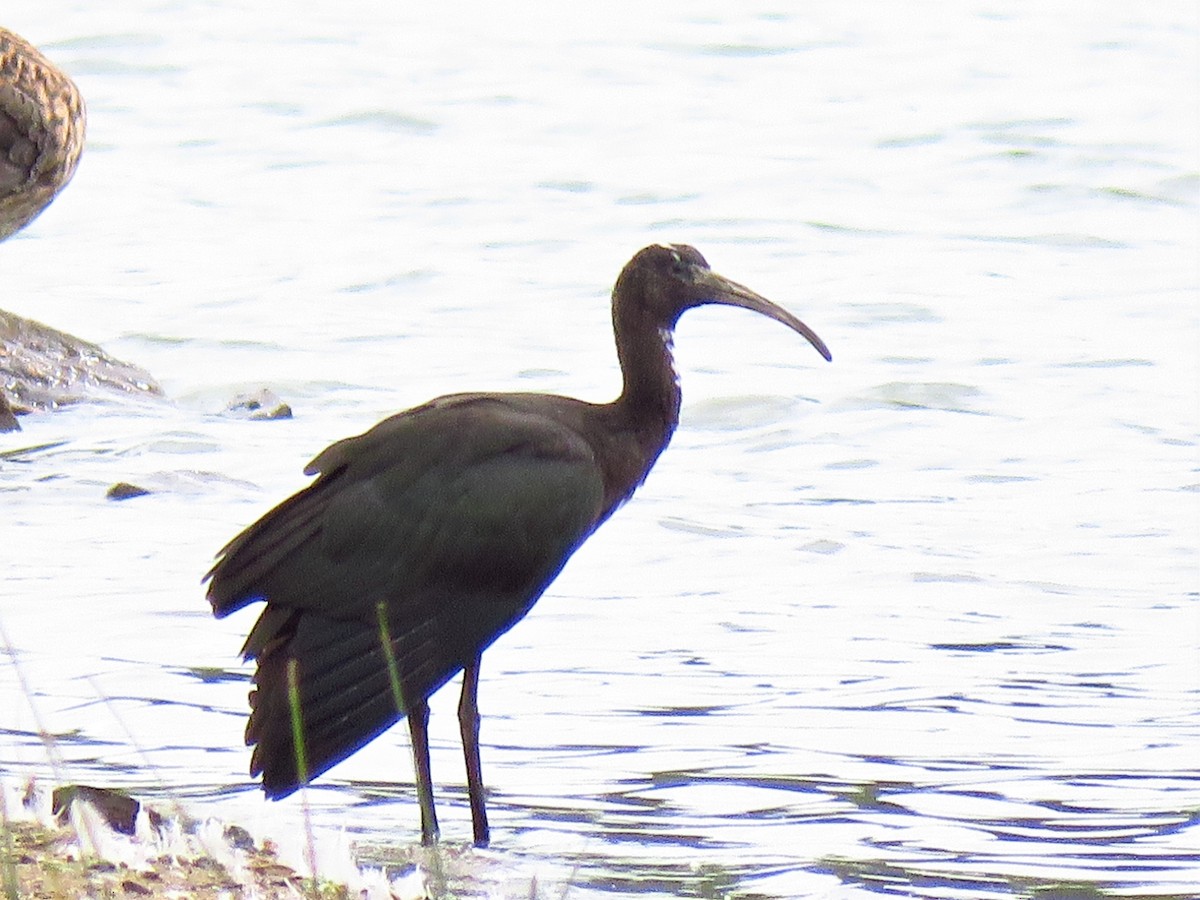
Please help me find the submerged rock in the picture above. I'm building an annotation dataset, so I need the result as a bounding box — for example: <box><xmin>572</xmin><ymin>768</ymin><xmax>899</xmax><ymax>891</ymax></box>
<box><xmin>106</xmin><ymin>481</ymin><xmax>152</xmax><ymax>501</ymax></box>
<box><xmin>223</xmin><ymin>387</ymin><xmax>293</xmax><ymax>421</ymax></box>
<box><xmin>1</xmin><ymin>308</ymin><xmax>163</xmax><ymax>413</ymax></box>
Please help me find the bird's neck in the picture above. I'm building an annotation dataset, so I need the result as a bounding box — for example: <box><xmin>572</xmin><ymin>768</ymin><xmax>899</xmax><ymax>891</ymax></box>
<box><xmin>611</xmin><ymin>302</ymin><xmax>682</xmax><ymax>459</ymax></box>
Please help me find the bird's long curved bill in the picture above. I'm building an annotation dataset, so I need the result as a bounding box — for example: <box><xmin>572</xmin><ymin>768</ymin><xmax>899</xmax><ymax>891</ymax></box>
<box><xmin>695</xmin><ymin>269</ymin><xmax>832</xmax><ymax>362</ymax></box>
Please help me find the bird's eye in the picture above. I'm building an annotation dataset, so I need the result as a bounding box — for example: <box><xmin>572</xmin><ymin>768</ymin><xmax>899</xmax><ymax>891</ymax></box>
<box><xmin>669</xmin><ymin>251</ymin><xmax>686</xmax><ymax>276</ymax></box>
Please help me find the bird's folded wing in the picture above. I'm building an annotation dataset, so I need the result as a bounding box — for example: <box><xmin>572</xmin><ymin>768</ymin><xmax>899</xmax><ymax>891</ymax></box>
<box><xmin>206</xmin><ymin>394</ymin><xmax>606</xmax><ymax>639</ymax></box>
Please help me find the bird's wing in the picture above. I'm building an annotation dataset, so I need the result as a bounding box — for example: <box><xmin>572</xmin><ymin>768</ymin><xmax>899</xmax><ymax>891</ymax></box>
<box><xmin>205</xmin><ymin>395</ymin><xmax>608</xmax><ymax>796</ymax></box>
<box><xmin>207</xmin><ymin>394</ymin><xmax>605</xmax><ymax>635</ymax></box>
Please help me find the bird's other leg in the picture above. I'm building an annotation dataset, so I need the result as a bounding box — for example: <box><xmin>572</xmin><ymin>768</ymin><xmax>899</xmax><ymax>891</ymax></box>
<box><xmin>406</xmin><ymin>698</ymin><xmax>439</xmax><ymax>845</ymax></box>
<box><xmin>458</xmin><ymin>656</ymin><xmax>489</xmax><ymax>847</ymax></box>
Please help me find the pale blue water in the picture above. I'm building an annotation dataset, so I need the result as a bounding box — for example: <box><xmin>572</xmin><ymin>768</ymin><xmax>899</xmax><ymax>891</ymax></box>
<box><xmin>2</xmin><ymin>2</ymin><xmax>1198</xmax><ymax>897</ymax></box>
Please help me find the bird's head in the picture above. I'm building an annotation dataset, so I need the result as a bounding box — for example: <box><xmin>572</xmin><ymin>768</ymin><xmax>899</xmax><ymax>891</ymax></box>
<box><xmin>616</xmin><ymin>243</ymin><xmax>831</xmax><ymax>362</ymax></box>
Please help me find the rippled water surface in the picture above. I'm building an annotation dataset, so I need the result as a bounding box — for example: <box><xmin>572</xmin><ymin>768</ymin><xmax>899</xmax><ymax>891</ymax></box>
<box><xmin>3</xmin><ymin>2</ymin><xmax>1198</xmax><ymax>897</ymax></box>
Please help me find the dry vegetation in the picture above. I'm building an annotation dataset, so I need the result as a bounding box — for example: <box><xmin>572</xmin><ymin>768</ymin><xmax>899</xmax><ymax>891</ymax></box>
<box><xmin>1</xmin><ymin>779</ymin><xmax>528</xmax><ymax>900</ymax></box>
<box><xmin>0</xmin><ymin>779</ymin><xmax>381</xmax><ymax>900</ymax></box>
<box><xmin>3</xmin><ymin>817</ymin><xmax>349</xmax><ymax>900</ymax></box>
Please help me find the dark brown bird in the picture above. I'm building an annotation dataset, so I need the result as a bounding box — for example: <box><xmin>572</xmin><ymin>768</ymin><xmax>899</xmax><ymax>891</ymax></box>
<box><xmin>205</xmin><ymin>243</ymin><xmax>831</xmax><ymax>846</ymax></box>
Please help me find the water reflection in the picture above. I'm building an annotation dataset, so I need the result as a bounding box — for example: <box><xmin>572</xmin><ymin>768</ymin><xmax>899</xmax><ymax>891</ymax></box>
<box><xmin>341</xmin><ymin>762</ymin><xmax>1200</xmax><ymax>898</ymax></box>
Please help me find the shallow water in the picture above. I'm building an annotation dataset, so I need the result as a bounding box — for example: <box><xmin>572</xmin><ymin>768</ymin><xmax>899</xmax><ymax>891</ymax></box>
<box><xmin>2</xmin><ymin>1</ymin><xmax>1198</xmax><ymax>897</ymax></box>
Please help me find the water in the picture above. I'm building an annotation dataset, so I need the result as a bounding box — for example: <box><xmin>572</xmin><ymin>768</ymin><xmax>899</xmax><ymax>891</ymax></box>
<box><xmin>2</xmin><ymin>1</ymin><xmax>1197</xmax><ymax>897</ymax></box>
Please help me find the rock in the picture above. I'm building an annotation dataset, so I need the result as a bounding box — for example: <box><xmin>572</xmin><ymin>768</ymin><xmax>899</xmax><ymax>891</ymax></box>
<box><xmin>1</xmin><ymin>309</ymin><xmax>163</xmax><ymax>413</ymax></box>
<box><xmin>224</xmin><ymin>388</ymin><xmax>293</xmax><ymax>421</ymax></box>
<box><xmin>51</xmin><ymin>785</ymin><xmax>139</xmax><ymax>836</ymax></box>
<box><xmin>106</xmin><ymin>482</ymin><xmax>151</xmax><ymax>500</ymax></box>
<box><xmin>0</xmin><ymin>390</ymin><xmax>18</xmax><ymax>431</ymax></box>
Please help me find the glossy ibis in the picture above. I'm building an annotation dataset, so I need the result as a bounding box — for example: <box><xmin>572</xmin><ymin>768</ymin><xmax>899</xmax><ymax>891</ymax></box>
<box><xmin>205</xmin><ymin>243</ymin><xmax>831</xmax><ymax>846</ymax></box>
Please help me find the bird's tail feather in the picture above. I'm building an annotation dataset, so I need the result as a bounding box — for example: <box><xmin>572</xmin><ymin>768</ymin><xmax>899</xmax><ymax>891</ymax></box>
<box><xmin>247</xmin><ymin>609</ymin><xmax>452</xmax><ymax>798</ymax></box>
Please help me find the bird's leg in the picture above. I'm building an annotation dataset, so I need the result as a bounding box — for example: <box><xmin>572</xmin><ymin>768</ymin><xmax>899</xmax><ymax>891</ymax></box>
<box><xmin>458</xmin><ymin>657</ymin><xmax>489</xmax><ymax>847</ymax></box>
<box><xmin>406</xmin><ymin>698</ymin><xmax>439</xmax><ymax>845</ymax></box>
